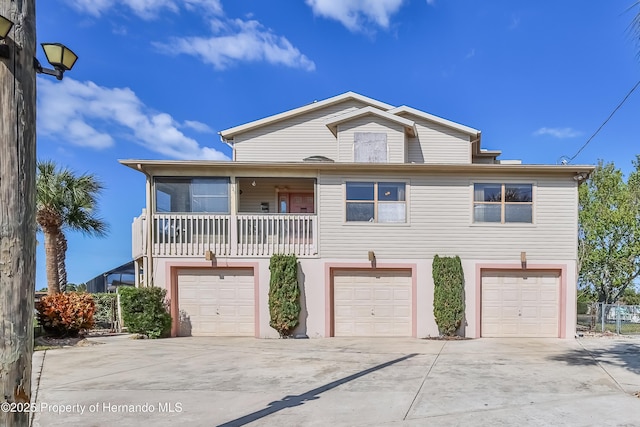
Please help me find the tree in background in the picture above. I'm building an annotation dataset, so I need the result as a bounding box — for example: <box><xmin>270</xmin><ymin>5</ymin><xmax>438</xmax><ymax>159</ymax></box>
<box><xmin>36</xmin><ymin>160</ymin><xmax>108</xmax><ymax>294</ymax></box>
<box><xmin>578</xmin><ymin>157</ymin><xmax>640</xmax><ymax>303</ymax></box>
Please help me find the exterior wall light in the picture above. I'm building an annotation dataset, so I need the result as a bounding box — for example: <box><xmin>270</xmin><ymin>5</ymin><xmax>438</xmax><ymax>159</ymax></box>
<box><xmin>36</xmin><ymin>43</ymin><xmax>78</xmax><ymax>80</ymax></box>
<box><xmin>0</xmin><ymin>14</ymin><xmax>13</xmax><ymax>39</ymax></box>
<box><xmin>0</xmin><ymin>14</ymin><xmax>15</xmax><ymax>59</ymax></box>
<box><xmin>0</xmin><ymin>14</ymin><xmax>77</xmax><ymax>80</ymax></box>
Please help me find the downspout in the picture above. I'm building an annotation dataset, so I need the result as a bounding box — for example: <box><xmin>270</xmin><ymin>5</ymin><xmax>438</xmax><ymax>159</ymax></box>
<box><xmin>137</xmin><ymin>163</ymin><xmax>154</xmax><ymax>288</ymax></box>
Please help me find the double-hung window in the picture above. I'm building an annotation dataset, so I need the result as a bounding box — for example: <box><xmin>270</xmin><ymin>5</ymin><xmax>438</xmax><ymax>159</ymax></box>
<box><xmin>346</xmin><ymin>181</ymin><xmax>406</xmax><ymax>223</ymax></box>
<box><xmin>473</xmin><ymin>183</ymin><xmax>533</xmax><ymax>223</ymax></box>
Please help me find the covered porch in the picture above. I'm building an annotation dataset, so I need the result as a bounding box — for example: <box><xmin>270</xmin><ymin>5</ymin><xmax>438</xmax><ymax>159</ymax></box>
<box><xmin>132</xmin><ymin>177</ymin><xmax>317</xmax><ymax>259</ymax></box>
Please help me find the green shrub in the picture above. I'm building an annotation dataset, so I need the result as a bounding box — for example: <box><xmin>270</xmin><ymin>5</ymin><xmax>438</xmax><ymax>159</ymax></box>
<box><xmin>119</xmin><ymin>287</ymin><xmax>172</xmax><ymax>339</ymax></box>
<box><xmin>432</xmin><ymin>255</ymin><xmax>465</xmax><ymax>336</ymax></box>
<box><xmin>93</xmin><ymin>293</ymin><xmax>118</xmax><ymax>328</ymax></box>
<box><xmin>268</xmin><ymin>254</ymin><xmax>301</xmax><ymax>338</ymax></box>
<box><xmin>36</xmin><ymin>292</ymin><xmax>95</xmax><ymax>337</ymax></box>
<box><xmin>577</xmin><ymin>301</ymin><xmax>590</xmax><ymax>315</ymax></box>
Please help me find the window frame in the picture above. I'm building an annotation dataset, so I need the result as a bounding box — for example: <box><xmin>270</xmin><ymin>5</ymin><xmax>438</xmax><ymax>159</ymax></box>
<box><xmin>472</xmin><ymin>182</ymin><xmax>535</xmax><ymax>225</ymax></box>
<box><xmin>344</xmin><ymin>180</ymin><xmax>408</xmax><ymax>224</ymax></box>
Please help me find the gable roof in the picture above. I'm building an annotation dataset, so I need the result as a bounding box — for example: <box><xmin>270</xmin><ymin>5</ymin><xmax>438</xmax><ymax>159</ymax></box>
<box><xmin>324</xmin><ymin>106</ymin><xmax>417</xmax><ymax>137</ymax></box>
<box><xmin>219</xmin><ymin>92</ymin><xmax>394</xmax><ymax>140</ymax></box>
<box><xmin>387</xmin><ymin>106</ymin><xmax>480</xmax><ymax>137</ymax></box>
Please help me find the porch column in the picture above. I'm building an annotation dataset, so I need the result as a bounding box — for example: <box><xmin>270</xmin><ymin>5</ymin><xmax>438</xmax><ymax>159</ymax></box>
<box><xmin>230</xmin><ymin>176</ymin><xmax>238</xmax><ymax>256</ymax></box>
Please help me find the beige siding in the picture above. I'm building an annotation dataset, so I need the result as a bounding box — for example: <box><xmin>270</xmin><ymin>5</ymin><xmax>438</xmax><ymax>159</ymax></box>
<box><xmin>318</xmin><ymin>171</ymin><xmax>578</xmax><ymax>260</ymax></box>
<box><xmin>401</xmin><ymin>115</ymin><xmax>471</xmax><ymax>164</ymax></box>
<box><xmin>337</xmin><ymin>118</ymin><xmax>406</xmax><ymax>163</ymax></box>
<box><xmin>234</xmin><ymin>100</ymin><xmax>369</xmax><ymax>162</ymax></box>
<box><xmin>237</xmin><ymin>178</ymin><xmax>314</xmax><ymax>213</ymax></box>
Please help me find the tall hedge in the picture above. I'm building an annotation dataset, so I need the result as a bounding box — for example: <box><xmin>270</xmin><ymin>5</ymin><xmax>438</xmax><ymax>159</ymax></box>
<box><xmin>119</xmin><ymin>287</ymin><xmax>172</xmax><ymax>339</ymax></box>
<box><xmin>432</xmin><ymin>255</ymin><xmax>465</xmax><ymax>336</ymax></box>
<box><xmin>268</xmin><ymin>254</ymin><xmax>301</xmax><ymax>338</ymax></box>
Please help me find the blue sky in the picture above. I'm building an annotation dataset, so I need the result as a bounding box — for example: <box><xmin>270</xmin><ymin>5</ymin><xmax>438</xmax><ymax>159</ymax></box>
<box><xmin>34</xmin><ymin>0</ymin><xmax>640</xmax><ymax>289</ymax></box>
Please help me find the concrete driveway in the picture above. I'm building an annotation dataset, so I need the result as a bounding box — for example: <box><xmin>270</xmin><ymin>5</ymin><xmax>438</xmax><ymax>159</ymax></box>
<box><xmin>31</xmin><ymin>336</ymin><xmax>640</xmax><ymax>427</ymax></box>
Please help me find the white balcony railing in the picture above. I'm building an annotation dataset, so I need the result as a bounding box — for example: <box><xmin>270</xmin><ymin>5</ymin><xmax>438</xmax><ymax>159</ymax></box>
<box><xmin>236</xmin><ymin>214</ymin><xmax>317</xmax><ymax>257</ymax></box>
<box><xmin>134</xmin><ymin>213</ymin><xmax>317</xmax><ymax>258</ymax></box>
<box><xmin>153</xmin><ymin>214</ymin><xmax>231</xmax><ymax>257</ymax></box>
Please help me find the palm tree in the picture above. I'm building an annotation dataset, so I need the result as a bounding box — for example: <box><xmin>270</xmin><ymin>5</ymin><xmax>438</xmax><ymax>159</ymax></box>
<box><xmin>36</xmin><ymin>160</ymin><xmax>108</xmax><ymax>294</ymax></box>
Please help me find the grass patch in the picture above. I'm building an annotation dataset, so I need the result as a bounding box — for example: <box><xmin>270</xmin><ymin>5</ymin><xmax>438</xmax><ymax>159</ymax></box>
<box><xmin>594</xmin><ymin>323</ymin><xmax>640</xmax><ymax>334</ymax></box>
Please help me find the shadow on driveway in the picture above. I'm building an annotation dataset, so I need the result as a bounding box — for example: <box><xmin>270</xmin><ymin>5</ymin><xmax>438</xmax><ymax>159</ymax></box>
<box><xmin>547</xmin><ymin>342</ymin><xmax>640</xmax><ymax>376</ymax></box>
<box><xmin>217</xmin><ymin>353</ymin><xmax>418</xmax><ymax>427</ymax></box>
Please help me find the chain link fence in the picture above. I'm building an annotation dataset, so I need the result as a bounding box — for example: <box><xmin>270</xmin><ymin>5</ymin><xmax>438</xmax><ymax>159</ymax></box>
<box><xmin>577</xmin><ymin>303</ymin><xmax>640</xmax><ymax>335</ymax></box>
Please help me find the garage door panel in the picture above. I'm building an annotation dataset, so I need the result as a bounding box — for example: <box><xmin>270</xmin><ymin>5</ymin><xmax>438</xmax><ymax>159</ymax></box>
<box><xmin>374</xmin><ymin>289</ymin><xmax>392</xmax><ymax>300</ymax></box>
<box><xmin>481</xmin><ymin>271</ymin><xmax>559</xmax><ymax>338</ymax></box>
<box><xmin>354</xmin><ymin>323</ymin><xmax>374</xmax><ymax>335</ymax></box>
<box><xmin>354</xmin><ymin>288</ymin><xmax>373</xmax><ymax>301</ymax></box>
<box><xmin>393</xmin><ymin>288</ymin><xmax>410</xmax><ymax>300</ymax></box>
<box><xmin>521</xmin><ymin>290</ymin><xmax>540</xmax><ymax>302</ymax></box>
<box><xmin>334</xmin><ymin>305</ymin><xmax>353</xmax><ymax>316</ymax></box>
<box><xmin>374</xmin><ymin>305</ymin><xmax>393</xmax><ymax>318</ymax></box>
<box><xmin>177</xmin><ymin>268</ymin><xmax>254</xmax><ymax>337</ymax></box>
<box><xmin>180</xmin><ymin>287</ymin><xmax>201</xmax><ymax>300</ymax></box>
<box><xmin>352</xmin><ymin>306</ymin><xmax>372</xmax><ymax>317</ymax></box>
<box><xmin>334</xmin><ymin>288</ymin><xmax>354</xmax><ymax>300</ymax></box>
<box><xmin>218</xmin><ymin>288</ymin><xmax>238</xmax><ymax>300</ymax></box>
<box><xmin>334</xmin><ymin>270</ymin><xmax>412</xmax><ymax>337</ymax></box>
<box><xmin>502</xmin><ymin>290</ymin><xmax>518</xmax><ymax>302</ymax></box>
<box><xmin>394</xmin><ymin>306</ymin><xmax>411</xmax><ymax>317</ymax></box>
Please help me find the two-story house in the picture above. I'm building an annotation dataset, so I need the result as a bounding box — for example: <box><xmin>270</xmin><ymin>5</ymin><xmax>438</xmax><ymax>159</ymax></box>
<box><xmin>121</xmin><ymin>92</ymin><xmax>593</xmax><ymax>339</ymax></box>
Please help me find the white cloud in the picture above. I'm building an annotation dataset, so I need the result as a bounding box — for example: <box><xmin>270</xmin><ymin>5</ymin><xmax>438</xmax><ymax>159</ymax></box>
<box><xmin>67</xmin><ymin>0</ymin><xmax>175</xmax><ymax>19</ymax></box>
<box><xmin>426</xmin><ymin>0</ymin><xmax>436</xmax><ymax>5</ymax></box>
<box><xmin>67</xmin><ymin>0</ymin><xmax>314</xmax><ymax>72</ymax></box>
<box><xmin>305</xmin><ymin>0</ymin><xmax>405</xmax><ymax>32</ymax></box>
<box><xmin>66</xmin><ymin>0</ymin><xmax>222</xmax><ymax>19</ymax></box>
<box><xmin>533</xmin><ymin>127</ymin><xmax>582</xmax><ymax>139</ymax></box>
<box><xmin>465</xmin><ymin>48</ymin><xmax>475</xmax><ymax>59</ymax></box>
<box><xmin>155</xmin><ymin>19</ymin><xmax>316</xmax><ymax>71</ymax></box>
<box><xmin>38</xmin><ymin>78</ymin><xmax>228</xmax><ymax>160</ymax></box>
<box><xmin>183</xmin><ymin>120</ymin><xmax>215</xmax><ymax>133</ymax></box>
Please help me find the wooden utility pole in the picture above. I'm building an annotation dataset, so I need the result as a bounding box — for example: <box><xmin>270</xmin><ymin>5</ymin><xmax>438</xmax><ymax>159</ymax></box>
<box><xmin>0</xmin><ymin>0</ymin><xmax>37</xmax><ymax>426</ymax></box>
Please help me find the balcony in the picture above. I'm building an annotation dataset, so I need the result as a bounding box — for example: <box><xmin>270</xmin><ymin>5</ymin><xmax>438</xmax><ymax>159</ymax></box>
<box><xmin>132</xmin><ymin>213</ymin><xmax>317</xmax><ymax>258</ymax></box>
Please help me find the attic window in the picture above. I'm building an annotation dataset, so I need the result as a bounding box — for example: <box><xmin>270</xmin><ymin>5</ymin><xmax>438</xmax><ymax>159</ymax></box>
<box><xmin>354</xmin><ymin>132</ymin><xmax>387</xmax><ymax>163</ymax></box>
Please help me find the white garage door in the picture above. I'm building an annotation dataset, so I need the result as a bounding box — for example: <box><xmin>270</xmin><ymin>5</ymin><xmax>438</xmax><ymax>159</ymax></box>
<box><xmin>177</xmin><ymin>268</ymin><xmax>254</xmax><ymax>337</ymax></box>
<box><xmin>481</xmin><ymin>271</ymin><xmax>559</xmax><ymax>338</ymax></box>
<box><xmin>333</xmin><ymin>270</ymin><xmax>412</xmax><ymax>337</ymax></box>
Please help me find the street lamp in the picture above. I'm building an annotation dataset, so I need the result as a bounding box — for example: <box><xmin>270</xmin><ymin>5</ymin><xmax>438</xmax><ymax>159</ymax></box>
<box><xmin>0</xmin><ymin>14</ymin><xmax>13</xmax><ymax>39</ymax></box>
<box><xmin>37</xmin><ymin>43</ymin><xmax>78</xmax><ymax>80</ymax></box>
<box><xmin>0</xmin><ymin>14</ymin><xmax>78</xmax><ymax>80</ymax></box>
<box><xmin>0</xmin><ymin>14</ymin><xmax>14</xmax><ymax>58</ymax></box>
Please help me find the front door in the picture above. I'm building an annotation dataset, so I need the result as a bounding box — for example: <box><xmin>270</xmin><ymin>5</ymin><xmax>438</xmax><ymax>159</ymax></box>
<box><xmin>279</xmin><ymin>193</ymin><xmax>314</xmax><ymax>213</ymax></box>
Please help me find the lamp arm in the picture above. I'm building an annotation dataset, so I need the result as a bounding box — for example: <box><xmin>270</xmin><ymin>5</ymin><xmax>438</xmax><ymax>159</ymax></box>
<box><xmin>34</xmin><ymin>57</ymin><xmax>63</xmax><ymax>80</ymax></box>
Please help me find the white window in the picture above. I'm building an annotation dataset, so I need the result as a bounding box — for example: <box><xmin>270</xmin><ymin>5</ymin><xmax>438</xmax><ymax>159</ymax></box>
<box><xmin>473</xmin><ymin>183</ymin><xmax>532</xmax><ymax>223</ymax></box>
<box><xmin>346</xmin><ymin>182</ymin><xmax>406</xmax><ymax>223</ymax></box>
